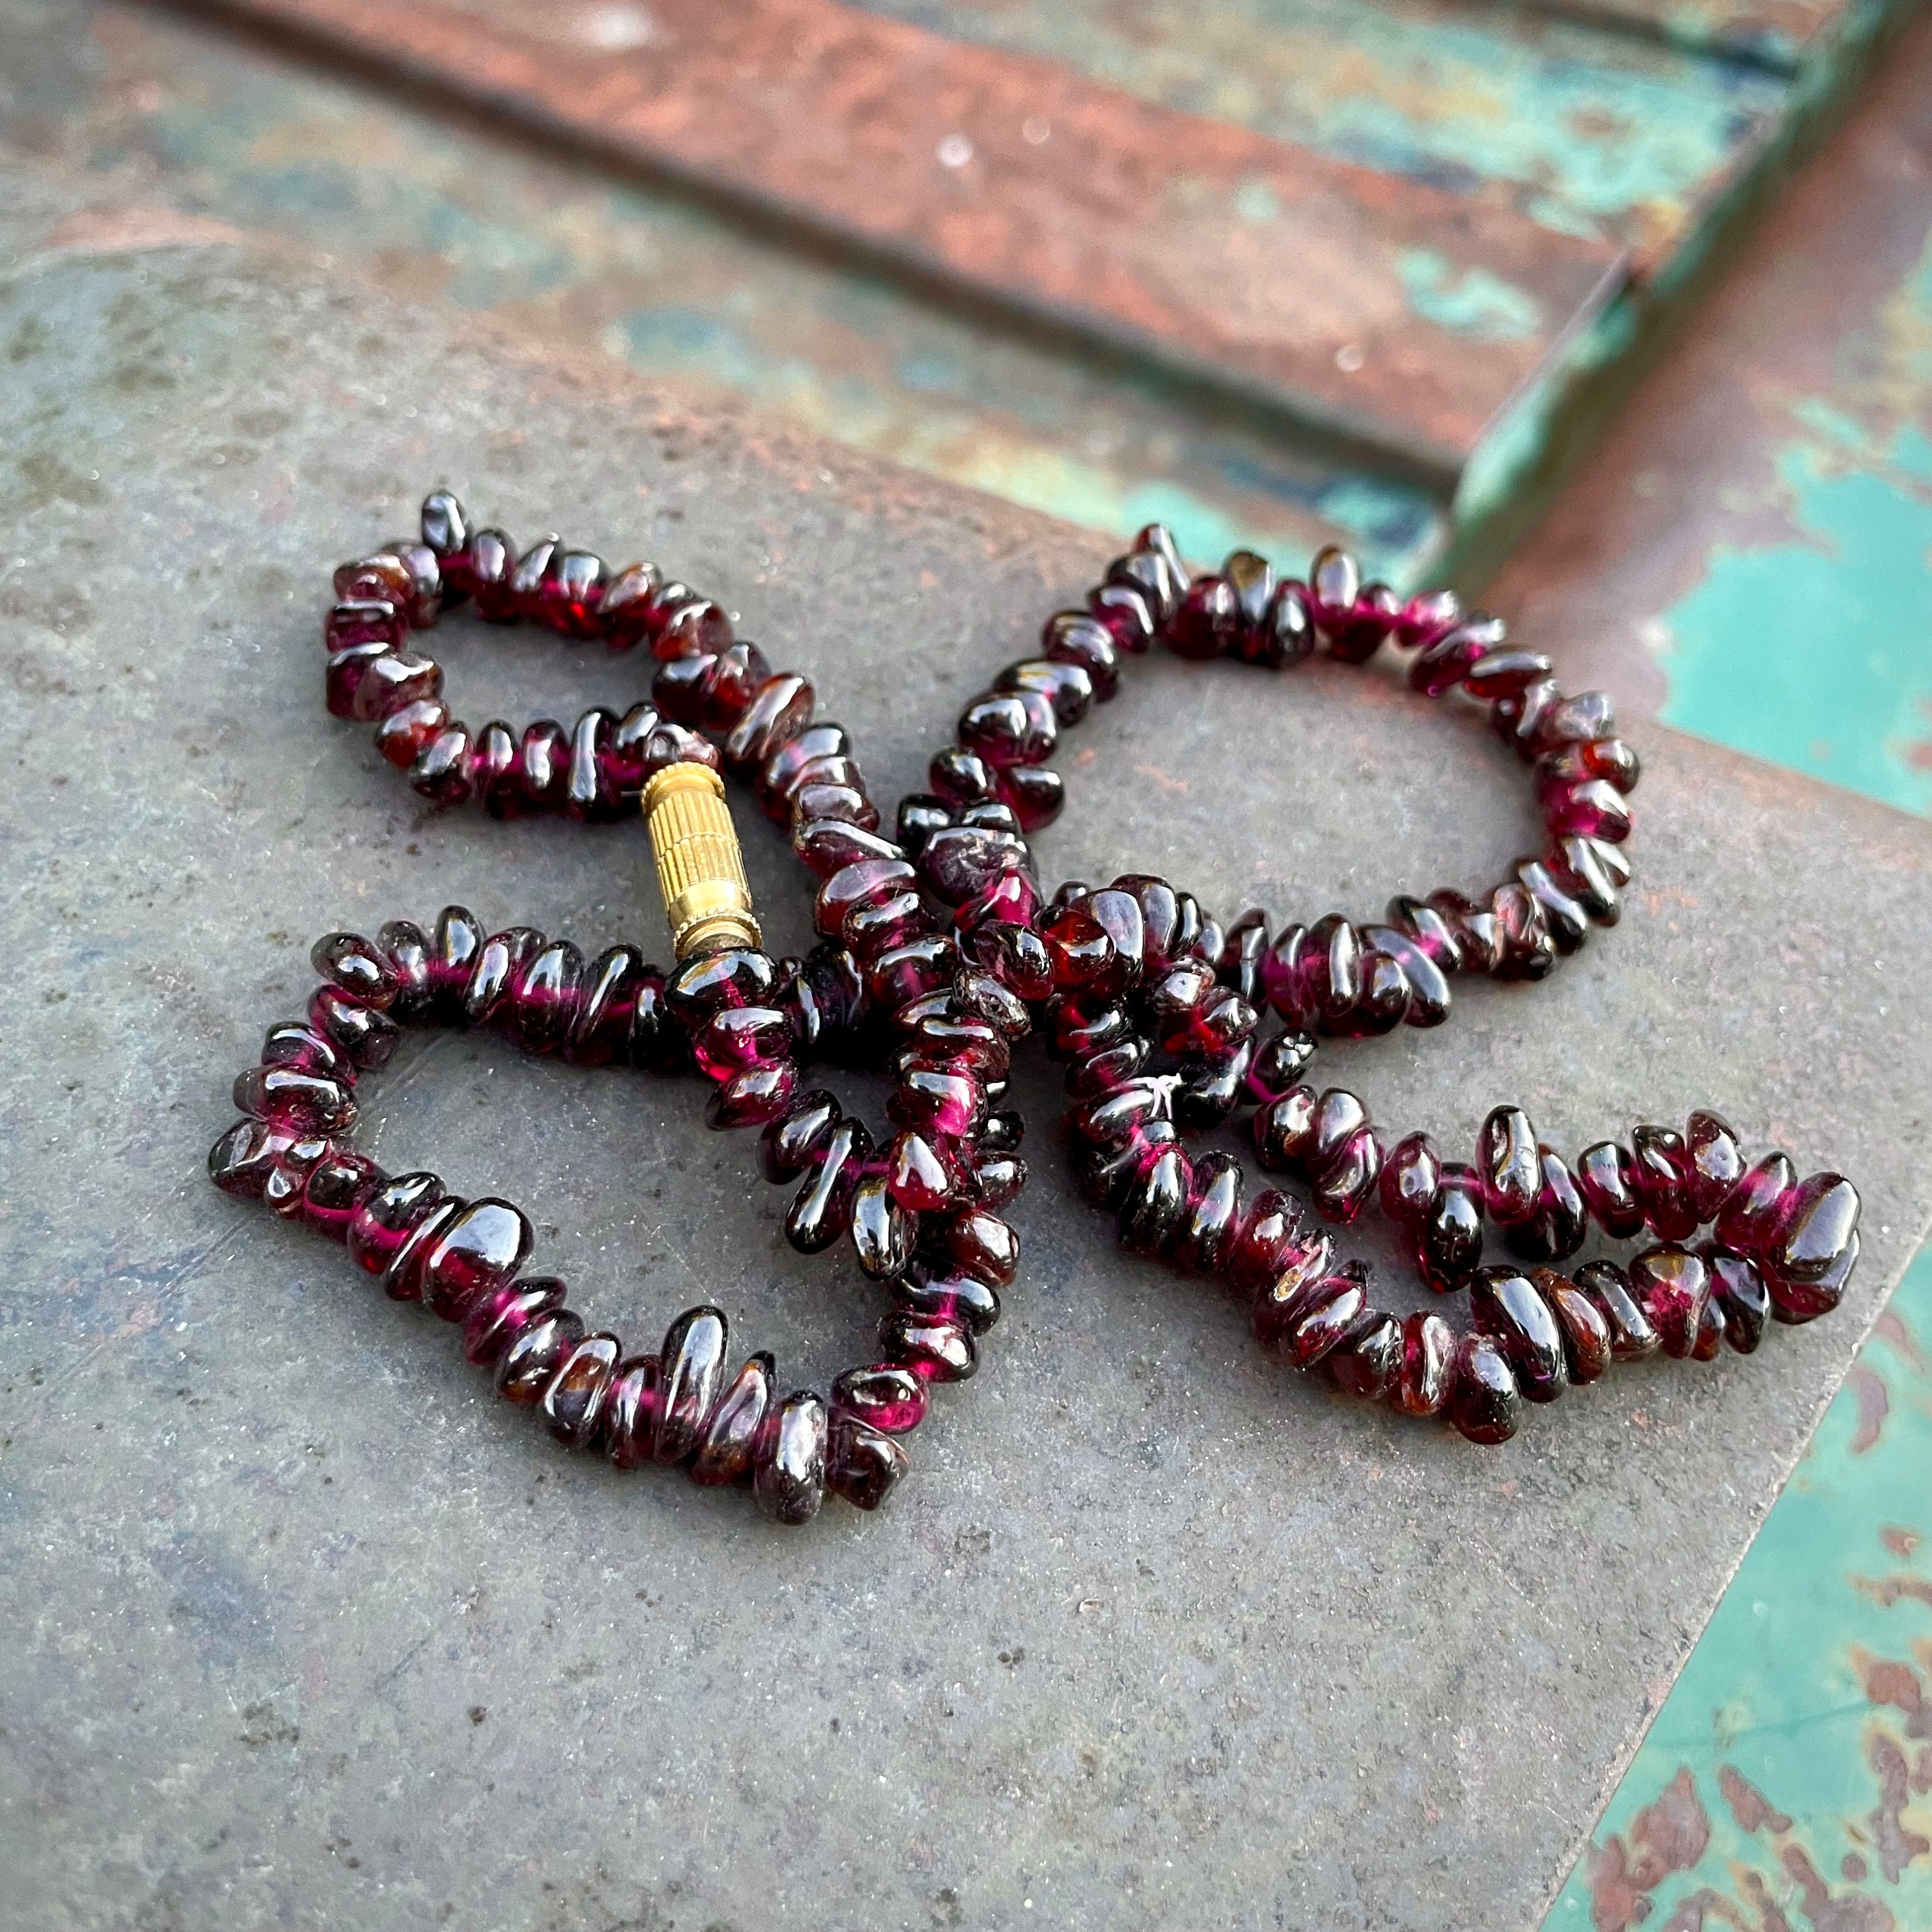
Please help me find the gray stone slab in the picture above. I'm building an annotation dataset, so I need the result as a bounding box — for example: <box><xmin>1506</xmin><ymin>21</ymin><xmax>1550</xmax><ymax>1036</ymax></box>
<box><xmin>1</xmin><ymin>158</ymin><xmax>1929</xmax><ymax>1932</ymax></box>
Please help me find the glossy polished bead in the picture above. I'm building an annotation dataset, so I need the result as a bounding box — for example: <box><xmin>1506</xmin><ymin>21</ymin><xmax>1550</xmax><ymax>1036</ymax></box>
<box><xmin>1629</xmin><ymin>1245</ymin><xmax>1711</xmax><ymax>1358</ymax></box>
<box><xmin>310</xmin><ymin>931</ymin><xmax>399</xmax><ymax>1009</ymax></box>
<box><xmin>308</xmin><ymin>985</ymin><xmax>400</xmax><ymax>1070</ymax></box>
<box><xmin>881</xmin><ymin>1310</ymin><xmax>976</xmax><ymax>1381</ymax></box>
<box><xmin>831</xmin><ymin>1363</ymin><xmax>929</xmax><ymax>1435</ymax></box>
<box><xmin>1713</xmin><ymin>1151</ymin><xmax>1796</xmax><ymax>1258</ymax></box>
<box><xmin>890</xmin><ymin>1067</ymin><xmax>985</xmax><ymax>1140</ymax></box>
<box><xmin>940</xmin><ymin>1209</ymin><xmax>1019</xmax><ymax>1287</ymax></box>
<box><xmin>1379</xmin><ymin>1132</ymin><xmax>1441</xmax><ymax>1226</ymax></box>
<box><xmin>1683</xmin><ymin>1110</ymin><xmax>1746</xmax><ymax>1224</ymax></box>
<box><xmin>419</xmin><ymin>1198</ymin><xmax>534</xmax><ymax>1320</ymax></box>
<box><xmin>260</xmin><ymin>1019</ymin><xmax>351</xmax><ymax>1081</ymax></box>
<box><xmin>1312</xmin><ymin>1126</ymin><xmax>1381</xmax><ymax>1226</ymax></box>
<box><xmin>496</xmin><ymin>1309</ymin><xmax>586</xmax><ymax>1403</ymax></box>
<box><xmin>1329</xmin><ymin>1311</ymin><xmax>1403</xmax><ymax>1398</ymax></box>
<box><xmin>760</xmin><ymin>1091</ymin><xmax>842</xmax><ymax>1184</ymax></box>
<box><xmin>828</xmin><ymin>1414</ymin><xmax>909</xmax><ymax>1511</ymax></box>
<box><xmin>347</xmin><ymin>1171</ymin><xmax>446</xmax><ymax>1278</ymax></box>
<box><xmin>1172</xmin><ymin>1150</ymin><xmax>1243</xmax><ymax>1274</ymax></box>
<box><xmin>1706</xmin><ymin>1247</ymin><xmax>1770</xmax><ymax>1353</ymax></box>
<box><xmin>705</xmin><ymin>1061</ymin><xmax>797</xmax><ymax>1128</ymax></box>
<box><xmin>896</xmin><ymin>795</ymin><xmax>954</xmax><ymax>855</ymax></box>
<box><xmin>724</xmin><ymin>674</ymin><xmax>814</xmax><ymax>768</ymax></box>
<box><xmin>543</xmin><ymin>1332</ymin><xmax>622</xmax><ymax>1447</ymax></box>
<box><xmin>1479</xmin><ymin>1106</ymin><xmax>1540</xmax><ymax>1226</ymax></box>
<box><xmin>1575</xmin><ymin>1141</ymin><xmax>1645</xmax><ymax>1238</ymax></box>
<box><xmin>787</xmin><ymin>1119</ymin><xmax>869</xmax><ymax>1253</ymax></box>
<box><xmin>1118</xmin><ymin>1144</ymin><xmax>1191</xmax><ymax>1256</ymax></box>
<box><xmin>666</xmin><ymin>947</ymin><xmax>777</xmax><ymax>1027</ymax></box>
<box><xmin>687</xmin><ymin>1352</ymin><xmax>775</xmax><ymax>1486</ymax></box>
<box><xmin>753</xmin><ymin>1392</ymin><xmax>829</xmax><ymax>1524</ymax></box>
<box><xmin>1392</xmin><ymin>1311</ymin><xmax>1455</xmax><ymax>1417</ymax></box>
<box><xmin>1416</xmin><ymin>1175</ymin><xmax>1484</xmax><ymax>1294</ymax></box>
<box><xmin>565</xmin><ymin>946</ymin><xmax>645</xmax><ymax>1066</ymax></box>
<box><xmin>299</xmin><ymin>1150</ymin><xmax>384</xmax><ymax>1241</ymax></box>
<box><xmin>1768</xmin><ymin>1171</ymin><xmax>1860</xmax><ymax>1283</ymax></box>
<box><xmin>1546</xmin><ymin>777</ymin><xmax>1631</xmax><ymax>843</ymax></box>
<box><xmin>920</xmin><ymin>825</ymin><xmax>1029</xmax><ymax>906</ymax></box>
<box><xmin>456</xmin><ymin>1275</ymin><xmax>564</xmax><ymax>1368</ymax></box>
<box><xmin>1572</xmin><ymin>1258</ymin><xmax>1660</xmax><ymax>1361</ymax></box>
<box><xmin>1227</xmin><ymin>1189</ymin><xmax>1311</xmax><ymax>1294</ymax></box>
<box><xmin>234</xmin><ymin>1064</ymin><xmax>358</xmax><ymax>1135</ymax></box>
<box><xmin>795</xmin><ymin>817</ymin><xmax>903</xmax><ymax>880</ymax></box>
<box><xmin>1530</xmin><ymin>1268</ymin><xmax>1611</xmax><ymax>1383</ymax></box>
<box><xmin>655</xmin><ymin>1306</ymin><xmax>730</xmax><ymax>1464</ymax></box>
<box><xmin>1470</xmin><ymin>1265</ymin><xmax>1566</xmax><ymax>1402</ymax></box>
<box><xmin>896</xmin><ymin>1268</ymin><xmax>1002</xmax><ymax>1336</ymax></box>
<box><xmin>693</xmin><ymin>1005</ymin><xmax>793</xmax><ymax>1079</ymax></box>
<box><xmin>1448</xmin><ymin>1334</ymin><xmax>1522</xmax><ymax>1444</ymax></box>
<box><xmin>602</xmin><ymin>1354</ymin><xmax>665</xmax><ymax>1469</ymax></box>
<box><xmin>1492</xmin><ymin>882</ymin><xmax>1556</xmax><ymax>980</ymax></box>
<box><xmin>958</xmin><ymin>689</ymin><xmax>1057</xmax><ymax>767</ymax></box>
<box><xmin>851</xmin><ymin>1174</ymin><xmax>916</xmax><ymax>1279</ymax></box>
<box><xmin>1504</xmin><ymin>1148</ymin><xmax>1588</xmax><ymax>1263</ymax></box>
<box><xmin>757</xmin><ymin>722</ymin><xmax>851</xmax><ymax>819</ymax></box>
<box><xmin>1630</xmin><ymin>1124</ymin><xmax>1699</xmax><ymax>1240</ymax></box>
<box><xmin>1282</xmin><ymin>1274</ymin><xmax>1367</xmax><ymax>1369</ymax></box>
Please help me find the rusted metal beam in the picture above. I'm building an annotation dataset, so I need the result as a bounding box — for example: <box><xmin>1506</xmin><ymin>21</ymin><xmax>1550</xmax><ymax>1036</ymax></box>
<box><xmin>175</xmin><ymin>0</ymin><xmax>1627</xmax><ymax>478</ymax></box>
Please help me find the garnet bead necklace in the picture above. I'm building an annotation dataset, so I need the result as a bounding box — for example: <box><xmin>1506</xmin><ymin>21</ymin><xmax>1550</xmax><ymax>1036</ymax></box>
<box><xmin>207</xmin><ymin>492</ymin><xmax>1862</xmax><ymax>1522</ymax></box>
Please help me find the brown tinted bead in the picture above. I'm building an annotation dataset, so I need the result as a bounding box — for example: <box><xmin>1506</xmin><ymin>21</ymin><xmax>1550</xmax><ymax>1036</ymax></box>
<box><xmin>1631</xmin><ymin>1124</ymin><xmax>1700</xmax><ymax>1240</ymax></box>
<box><xmin>1416</xmin><ymin>1177</ymin><xmax>1484</xmax><ymax>1294</ymax></box>
<box><xmin>1706</xmin><ymin>1247</ymin><xmax>1770</xmax><ymax>1352</ymax></box>
<box><xmin>753</xmin><ymin>1392</ymin><xmax>829</xmax><ymax>1524</ymax></box>
<box><xmin>496</xmin><ymin>1309</ymin><xmax>586</xmax><ymax>1403</ymax></box>
<box><xmin>827</xmin><ymin>1414</ymin><xmax>909</xmax><ymax>1511</ymax></box>
<box><xmin>1503</xmin><ymin>1148</ymin><xmax>1588</xmax><ymax>1264</ymax></box>
<box><xmin>543</xmin><ymin>1333</ymin><xmax>621</xmax><ymax>1447</ymax></box>
<box><xmin>1392</xmin><ymin>1311</ymin><xmax>1455</xmax><ymax>1417</ymax></box>
<box><xmin>1573</xmin><ymin>1259</ymin><xmax>1661</xmax><ymax>1361</ymax></box>
<box><xmin>1684</xmin><ymin>1110</ymin><xmax>1747</xmax><ymax>1224</ymax></box>
<box><xmin>411</xmin><ymin>725</ymin><xmax>474</xmax><ymax>805</ymax></box>
<box><xmin>1470</xmin><ymin>1265</ymin><xmax>1567</xmax><ymax>1402</ymax></box>
<box><xmin>1328</xmin><ymin>1311</ymin><xmax>1403</xmax><ymax>1399</ymax></box>
<box><xmin>375</xmin><ymin>697</ymin><xmax>450</xmax><ymax>768</ymax></box>
<box><xmin>308</xmin><ymin>985</ymin><xmax>400</xmax><ymax>1070</ymax></box>
<box><xmin>1479</xmin><ymin>1106</ymin><xmax>1541</xmax><ymax>1226</ymax></box>
<box><xmin>1448</xmin><ymin>1334</ymin><xmax>1522</xmax><ymax>1444</ymax></box>
<box><xmin>655</xmin><ymin>1307</ymin><xmax>731</xmax><ymax>1464</ymax></box>
<box><xmin>1175</xmin><ymin>1150</ymin><xmax>1244</xmax><ymax>1274</ymax></box>
<box><xmin>851</xmin><ymin>1174</ymin><xmax>916</xmax><ymax>1279</ymax></box>
<box><xmin>880</xmin><ymin>1311</ymin><xmax>976</xmax><ymax>1382</ymax></box>
<box><xmin>786</xmin><ymin>1119</ymin><xmax>869</xmax><ymax>1253</ymax></box>
<box><xmin>351</xmin><ymin>652</ymin><xmax>442</xmax><ymax>724</ymax></box>
<box><xmin>690</xmin><ymin>1352</ymin><xmax>776</xmax><ymax>1486</ymax></box>
<box><xmin>1531</xmin><ymin>1269</ymin><xmax>1611</xmax><ymax>1384</ymax></box>
<box><xmin>1379</xmin><ymin>1132</ymin><xmax>1441</xmax><ymax>1227</ymax></box>
<box><xmin>601</xmin><ymin>1356</ymin><xmax>662</xmax><ymax>1468</ymax></box>
<box><xmin>725</xmin><ymin>674</ymin><xmax>815</xmax><ymax>767</ymax></box>
<box><xmin>233</xmin><ymin>1064</ymin><xmax>357</xmax><ymax>1135</ymax></box>
<box><xmin>1282</xmin><ymin>1276</ymin><xmax>1367</xmax><ymax>1369</ymax></box>
<box><xmin>1043</xmin><ymin>611</ymin><xmax>1122</xmax><ymax>697</ymax></box>
<box><xmin>940</xmin><ymin>1209</ymin><xmax>1019</xmax><ymax>1287</ymax></box>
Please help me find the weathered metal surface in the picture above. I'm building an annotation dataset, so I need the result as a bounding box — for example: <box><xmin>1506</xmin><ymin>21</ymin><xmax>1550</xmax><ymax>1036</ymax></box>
<box><xmin>1544</xmin><ymin>1244</ymin><xmax>1932</xmax><ymax>1930</ymax></box>
<box><xmin>175</xmin><ymin>0</ymin><xmax>1630</xmax><ymax>473</ymax></box>
<box><xmin>1518</xmin><ymin>0</ymin><xmax>1870</xmax><ymax>69</ymax></box>
<box><xmin>5</xmin><ymin>155</ymin><xmax>1932</xmax><ymax>1932</ymax></box>
<box><xmin>0</xmin><ymin>0</ymin><xmax>1448</xmax><ymax>580</ymax></box>
<box><xmin>1484</xmin><ymin>4</ymin><xmax>1932</xmax><ymax>814</ymax></box>
<box><xmin>854</xmin><ymin>0</ymin><xmax>1791</xmax><ymax>256</ymax></box>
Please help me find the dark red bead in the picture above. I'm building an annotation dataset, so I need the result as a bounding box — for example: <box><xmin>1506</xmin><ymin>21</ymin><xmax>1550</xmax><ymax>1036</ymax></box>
<box><xmin>850</xmin><ymin>1174</ymin><xmax>915</xmax><ymax>1280</ymax></box>
<box><xmin>419</xmin><ymin>1198</ymin><xmax>534</xmax><ymax>1321</ymax></box>
<box><xmin>1328</xmin><ymin>1310</ymin><xmax>1403</xmax><ymax>1399</ymax></box>
<box><xmin>519</xmin><ymin>720</ymin><xmax>571</xmax><ymax>811</ymax></box>
<box><xmin>831</xmin><ymin>1363</ymin><xmax>929</xmax><ymax>1436</ymax></box>
<box><xmin>325</xmin><ymin>598</ymin><xmax>407</xmax><ymax>654</ymax></box>
<box><xmin>1714</xmin><ymin>1151</ymin><xmax>1797</xmax><ymax>1259</ymax></box>
<box><xmin>881</xmin><ymin>1311</ymin><xmax>976</xmax><ymax>1382</ymax></box>
<box><xmin>1379</xmin><ymin>1132</ymin><xmax>1441</xmax><ymax>1227</ymax></box>
<box><xmin>1706</xmin><ymin>1247</ymin><xmax>1770</xmax><ymax>1354</ymax></box>
<box><xmin>566</xmin><ymin>945</ymin><xmax>647</xmax><ymax>1066</ymax></box>
<box><xmin>827</xmin><ymin>1414</ymin><xmax>910</xmax><ymax>1511</ymax></box>
<box><xmin>1168</xmin><ymin>574</ymin><xmax>1240</xmax><ymax>659</ymax></box>
<box><xmin>468</xmin><ymin>528</ymin><xmax>519</xmax><ymax>621</ymax></box>
<box><xmin>996</xmin><ymin>657</ymin><xmax>1093</xmax><ymax>724</ymax></box>
<box><xmin>1448</xmin><ymin>1334</ymin><xmax>1522</xmax><ymax>1444</ymax></box>
<box><xmin>1545</xmin><ymin>777</ymin><xmax>1631</xmax><ymax>844</ymax></box>
<box><xmin>1478</xmin><ymin>1106</ymin><xmax>1540</xmax><ymax>1226</ymax></box>
<box><xmin>1043</xmin><ymin>611</ymin><xmax>1122</xmax><ymax>697</ymax></box>
<box><xmin>1629</xmin><ymin>1245</ymin><xmax>1711</xmax><ymax>1359</ymax></box>
<box><xmin>938</xmin><ymin>1208</ymin><xmax>1019</xmax><ymax>1287</ymax></box>
<box><xmin>1631</xmin><ymin>1124</ymin><xmax>1700</xmax><ymax>1241</ymax></box>
<box><xmin>1280</xmin><ymin>1274</ymin><xmax>1367</xmax><ymax>1369</ymax></box>
<box><xmin>919</xmin><ymin>825</ymin><xmax>1029</xmax><ymax>906</ymax></box>
<box><xmin>233</xmin><ymin>1063</ymin><xmax>357</xmax><ymax>1135</ymax></box>
<box><xmin>347</xmin><ymin>1171</ymin><xmax>446</xmax><ymax>1280</ymax></box>
<box><xmin>1683</xmin><ymin>1110</ymin><xmax>1746</xmax><ymax>1224</ymax></box>
<box><xmin>705</xmin><ymin>1061</ymin><xmax>797</xmax><ymax>1128</ymax></box>
<box><xmin>497</xmin><ymin>1309</ymin><xmax>587</xmax><ymax>1404</ymax></box>
<box><xmin>1575</xmin><ymin>1141</ymin><xmax>1646</xmax><ymax>1238</ymax></box>
<box><xmin>786</xmin><ymin>1118</ymin><xmax>869</xmax><ymax>1253</ymax></box>
<box><xmin>1226</xmin><ymin>1189</ymin><xmax>1310</xmax><ymax>1294</ymax></box>
<box><xmin>724</xmin><ymin>674</ymin><xmax>815</xmax><ymax>768</ymax></box>
<box><xmin>1530</xmin><ymin>1269</ymin><xmax>1611</xmax><ymax>1383</ymax></box>
<box><xmin>1573</xmin><ymin>1259</ymin><xmax>1661</xmax><ymax>1361</ymax></box>
<box><xmin>795</xmin><ymin>819</ymin><xmax>904</xmax><ymax>880</ymax></box>
<box><xmin>894</xmin><ymin>1270</ymin><xmax>1001</xmax><ymax>1334</ymax></box>
<box><xmin>464</xmin><ymin>1276</ymin><xmax>566</xmax><ymax>1368</ymax></box>
<box><xmin>351</xmin><ymin>651</ymin><xmax>443</xmax><ymax>724</ymax></box>
<box><xmin>653</xmin><ymin>1307</ymin><xmax>730</xmax><ymax>1464</ymax></box>
<box><xmin>1175</xmin><ymin>1150</ymin><xmax>1244</xmax><ymax>1274</ymax></box>
<box><xmin>1415</xmin><ymin>1176</ymin><xmax>1484</xmax><ymax>1294</ymax></box>
<box><xmin>260</xmin><ymin>1019</ymin><xmax>352</xmax><ymax>1081</ymax></box>
<box><xmin>1470</xmin><ymin>1265</ymin><xmax>1567</xmax><ymax>1402</ymax></box>
<box><xmin>1502</xmin><ymin>1148</ymin><xmax>1588</xmax><ymax>1263</ymax></box>
<box><xmin>299</xmin><ymin>1150</ymin><xmax>384</xmax><ymax>1242</ymax></box>
<box><xmin>753</xmin><ymin>1392</ymin><xmax>829</xmax><ymax>1524</ymax></box>
<box><xmin>958</xmin><ymin>689</ymin><xmax>1057</xmax><ymax>768</ymax></box>
<box><xmin>690</xmin><ymin>1352</ymin><xmax>775</xmax><ymax>1486</ymax></box>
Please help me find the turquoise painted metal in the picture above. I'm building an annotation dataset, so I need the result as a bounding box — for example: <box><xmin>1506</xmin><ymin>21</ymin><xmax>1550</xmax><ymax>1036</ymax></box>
<box><xmin>1543</xmin><ymin>1245</ymin><xmax>1932</xmax><ymax>1931</ymax></box>
<box><xmin>1653</xmin><ymin>226</ymin><xmax>1932</xmax><ymax>815</ymax></box>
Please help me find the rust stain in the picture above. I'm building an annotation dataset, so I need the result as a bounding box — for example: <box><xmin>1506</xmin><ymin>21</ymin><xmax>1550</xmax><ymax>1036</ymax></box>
<box><xmin>1853</xmin><ymin>1573</ymin><xmax>1932</xmax><ymax>1611</ymax></box>
<box><xmin>1871</xmin><ymin>1307</ymin><xmax>1925</xmax><ymax>1372</ymax></box>
<box><xmin>1584</xmin><ymin>1833</ymin><xmax>1653</xmax><ymax>1932</ymax></box>
<box><xmin>1779</xmin><ymin>1843</ymin><xmax>1897</xmax><ymax>1931</ymax></box>
<box><xmin>1867</xmin><ymin>1733</ymin><xmax>1931</xmax><ymax>1884</ymax></box>
<box><xmin>182</xmin><ymin>0</ymin><xmax>1622</xmax><ymax>472</ymax></box>
<box><xmin>1855</xmin><ymin>1651</ymin><xmax>1929</xmax><ymax>1739</ymax></box>
<box><xmin>1880</xmin><ymin>1526</ymin><xmax>1920</xmax><ymax>1560</ymax></box>
<box><xmin>1718</xmin><ymin>1763</ymin><xmax>1793</xmax><ymax>1836</ymax></box>
<box><xmin>1846</xmin><ymin>1364</ymin><xmax>1891</xmax><ymax>1454</ymax></box>
<box><xmin>1631</xmin><ymin>1768</ymin><xmax>1713</xmax><ymax>1884</ymax></box>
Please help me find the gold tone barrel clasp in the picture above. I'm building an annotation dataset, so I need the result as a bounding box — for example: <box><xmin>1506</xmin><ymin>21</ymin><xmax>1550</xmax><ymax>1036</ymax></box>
<box><xmin>641</xmin><ymin>761</ymin><xmax>761</xmax><ymax>961</ymax></box>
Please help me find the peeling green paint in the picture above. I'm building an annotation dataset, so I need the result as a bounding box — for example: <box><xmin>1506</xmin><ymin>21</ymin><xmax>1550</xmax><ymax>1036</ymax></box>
<box><xmin>1399</xmin><ymin>248</ymin><xmax>1546</xmax><ymax>343</ymax></box>
<box><xmin>1544</xmin><ymin>1245</ymin><xmax>1932</xmax><ymax>1928</ymax></box>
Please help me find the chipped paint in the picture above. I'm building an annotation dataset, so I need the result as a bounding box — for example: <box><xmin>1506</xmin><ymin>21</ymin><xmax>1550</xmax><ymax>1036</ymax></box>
<box><xmin>1400</xmin><ymin>248</ymin><xmax>1547</xmax><ymax>343</ymax></box>
<box><xmin>1544</xmin><ymin>1245</ymin><xmax>1932</xmax><ymax>1929</ymax></box>
<box><xmin>1650</xmin><ymin>223</ymin><xmax>1932</xmax><ymax>815</ymax></box>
